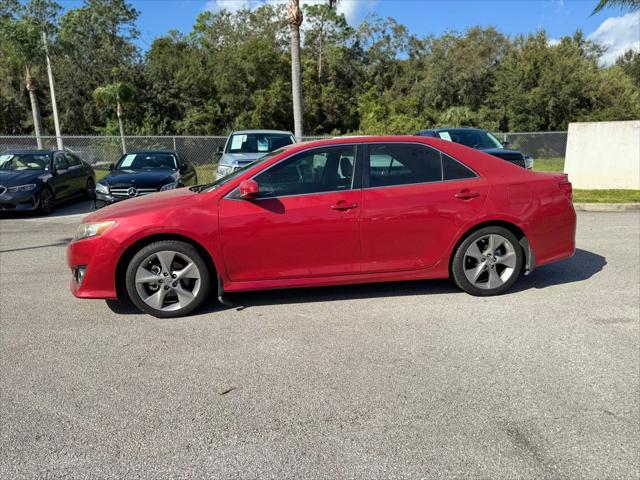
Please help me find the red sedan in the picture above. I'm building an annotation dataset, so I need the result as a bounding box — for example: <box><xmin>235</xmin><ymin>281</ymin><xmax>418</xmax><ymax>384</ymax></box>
<box><xmin>67</xmin><ymin>136</ymin><xmax>576</xmax><ymax>318</ymax></box>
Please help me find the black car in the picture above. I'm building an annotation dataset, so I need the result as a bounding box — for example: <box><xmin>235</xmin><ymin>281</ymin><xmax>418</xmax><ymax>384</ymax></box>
<box><xmin>0</xmin><ymin>150</ymin><xmax>95</xmax><ymax>214</ymax></box>
<box><xmin>96</xmin><ymin>150</ymin><xmax>198</xmax><ymax>207</ymax></box>
<box><xmin>415</xmin><ymin>127</ymin><xmax>534</xmax><ymax>169</ymax></box>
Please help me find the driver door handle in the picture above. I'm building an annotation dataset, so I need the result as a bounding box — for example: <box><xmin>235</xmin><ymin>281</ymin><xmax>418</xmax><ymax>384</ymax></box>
<box><xmin>331</xmin><ymin>201</ymin><xmax>358</xmax><ymax>211</ymax></box>
<box><xmin>454</xmin><ymin>190</ymin><xmax>480</xmax><ymax>200</ymax></box>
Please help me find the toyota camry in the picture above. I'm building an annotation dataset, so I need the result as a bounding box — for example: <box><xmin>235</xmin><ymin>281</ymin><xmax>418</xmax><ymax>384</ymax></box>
<box><xmin>67</xmin><ymin>136</ymin><xmax>576</xmax><ymax>318</ymax></box>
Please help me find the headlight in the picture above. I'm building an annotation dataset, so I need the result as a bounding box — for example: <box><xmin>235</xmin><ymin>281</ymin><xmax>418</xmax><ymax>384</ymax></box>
<box><xmin>160</xmin><ymin>182</ymin><xmax>178</xmax><ymax>192</ymax></box>
<box><xmin>74</xmin><ymin>221</ymin><xmax>116</xmax><ymax>241</ymax></box>
<box><xmin>216</xmin><ymin>165</ymin><xmax>233</xmax><ymax>178</ymax></box>
<box><xmin>8</xmin><ymin>184</ymin><xmax>37</xmax><ymax>192</ymax></box>
<box><xmin>96</xmin><ymin>183</ymin><xmax>109</xmax><ymax>194</ymax></box>
<box><xmin>524</xmin><ymin>155</ymin><xmax>534</xmax><ymax>170</ymax></box>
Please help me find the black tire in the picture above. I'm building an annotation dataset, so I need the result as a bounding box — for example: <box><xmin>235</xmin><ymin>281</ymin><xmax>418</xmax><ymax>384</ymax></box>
<box><xmin>125</xmin><ymin>240</ymin><xmax>211</xmax><ymax>318</ymax></box>
<box><xmin>39</xmin><ymin>186</ymin><xmax>54</xmax><ymax>214</ymax></box>
<box><xmin>451</xmin><ymin>226</ymin><xmax>523</xmax><ymax>296</ymax></box>
<box><xmin>85</xmin><ymin>177</ymin><xmax>96</xmax><ymax>200</ymax></box>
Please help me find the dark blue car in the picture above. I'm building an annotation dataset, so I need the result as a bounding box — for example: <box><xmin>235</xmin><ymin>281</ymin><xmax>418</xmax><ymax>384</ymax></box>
<box><xmin>415</xmin><ymin>127</ymin><xmax>533</xmax><ymax>169</ymax></box>
<box><xmin>0</xmin><ymin>150</ymin><xmax>95</xmax><ymax>214</ymax></box>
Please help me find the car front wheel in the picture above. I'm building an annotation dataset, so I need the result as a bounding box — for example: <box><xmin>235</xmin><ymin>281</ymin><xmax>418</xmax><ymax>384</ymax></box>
<box><xmin>451</xmin><ymin>226</ymin><xmax>523</xmax><ymax>296</ymax></box>
<box><xmin>39</xmin><ymin>187</ymin><xmax>54</xmax><ymax>214</ymax></box>
<box><xmin>125</xmin><ymin>241</ymin><xmax>211</xmax><ymax>318</ymax></box>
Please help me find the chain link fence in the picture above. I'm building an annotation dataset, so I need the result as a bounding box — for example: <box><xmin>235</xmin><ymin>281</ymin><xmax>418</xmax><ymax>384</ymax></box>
<box><xmin>0</xmin><ymin>132</ymin><xmax>567</xmax><ymax>168</ymax></box>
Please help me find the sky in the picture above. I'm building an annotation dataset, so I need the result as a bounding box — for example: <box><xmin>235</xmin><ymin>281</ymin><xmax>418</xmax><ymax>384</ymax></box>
<box><xmin>56</xmin><ymin>0</ymin><xmax>640</xmax><ymax>65</ymax></box>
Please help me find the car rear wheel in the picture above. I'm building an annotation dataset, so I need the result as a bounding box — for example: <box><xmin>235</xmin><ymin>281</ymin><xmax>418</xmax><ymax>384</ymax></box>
<box><xmin>451</xmin><ymin>226</ymin><xmax>523</xmax><ymax>296</ymax></box>
<box><xmin>125</xmin><ymin>241</ymin><xmax>211</xmax><ymax>318</ymax></box>
<box><xmin>85</xmin><ymin>178</ymin><xmax>95</xmax><ymax>200</ymax></box>
<box><xmin>39</xmin><ymin>187</ymin><xmax>54</xmax><ymax>214</ymax></box>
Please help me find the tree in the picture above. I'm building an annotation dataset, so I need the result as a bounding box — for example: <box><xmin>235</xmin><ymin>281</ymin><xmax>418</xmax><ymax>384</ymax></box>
<box><xmin>93</xmin><ymin>82</ymin><xmax>135</xmax><ymax>153</ymax></box>
<box><xmin>592</xmin><ymin>0</ymin><xmax>640</xmax><ymax>14</ymax></box>
<box><xmin>287</xmin><ymin>0</ymin><xmax>304</xmax><ymax>138</ymax></box>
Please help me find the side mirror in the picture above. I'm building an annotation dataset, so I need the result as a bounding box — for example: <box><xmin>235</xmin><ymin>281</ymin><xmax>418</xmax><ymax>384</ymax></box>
<box><xmin>179</xmin><ymin>163</ymin><xmax>188</xmax><ymax>172</ymax></box>
<box><xmin>502</xmin><ymin>140</ymin><xmax>510</xmax><ymax>148</ymax></box>
<box><xmin>216</xmin><ymin>145</ymin><xmax>224</xmax><ymax>154</ymax></box>
<box><xmin>108</xmin><ymin>163</ymin><xmax>115</xmax><ymax>171</ymax></box>
<box><xmin>239</xmin><ymin>179</ymin><xmax>259</xmax><ymax>200</ymax></box>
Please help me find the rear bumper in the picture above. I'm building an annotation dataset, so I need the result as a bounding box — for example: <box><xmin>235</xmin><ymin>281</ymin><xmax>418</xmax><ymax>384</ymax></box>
<box><xmin>67</xmin><ymin>235</ymin><xmax>119</xmax><ymax>299</ymax></box>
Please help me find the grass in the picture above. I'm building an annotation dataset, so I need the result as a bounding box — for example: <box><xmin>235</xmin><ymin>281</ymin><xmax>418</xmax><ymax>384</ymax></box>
<box><xmin>96</xmin><ymin>159</ymin><xmax>639</xmax><ymax>203</ymax></box>
<box><xmin>573</xmin><ymin>189</ymin><xmax>640</xmax><ymax>203</ymax></box>
<box><xmin>534</xmin><ymin>157</ymin><xmax>565</xmax><ymax>173</ymax></box>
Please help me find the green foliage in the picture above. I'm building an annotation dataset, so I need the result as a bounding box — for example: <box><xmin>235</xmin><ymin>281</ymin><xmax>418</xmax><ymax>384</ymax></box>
<box><xmin>592</xmin><ymin>0</ymin><xmax>640</xmax><ymax>14</ymax></box>
<box><xmin>1</xmin><ymin>2</ymin><xmax>639</xmax><ymax>135</ymax></box>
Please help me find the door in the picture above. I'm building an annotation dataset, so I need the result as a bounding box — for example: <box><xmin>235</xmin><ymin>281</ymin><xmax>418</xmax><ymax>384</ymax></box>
<box><xmin>360</xmin><ymin>143</ymin><xmax>488</xmax><ymax>273</ymax></box>
<box><xmin>64</xmin><ymin>153</ymin><xmax>87</xmax><ymax>194</ymax></box>
<box><xmin>218</xmin><ymin>144</ymin><xmax>361</xmax><ymax>282</ymax></box>
<box><xmin>50</xmin><ymin>153</ymin><xmax>75</xmax><ymax>199</ymax></box>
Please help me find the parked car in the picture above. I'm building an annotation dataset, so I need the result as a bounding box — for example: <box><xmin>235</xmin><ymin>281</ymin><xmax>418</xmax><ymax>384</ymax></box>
<box><xmin>68</xmin><ymin>135</ymin><xmax>575</xmax><ymax>318</ymax></box>
<box><xmin>95</xmin><ymin>150</ymin><xmax>197</xmax><ymax>207</ymax></box>
<box><xmin>415</xmin><ymin>127</ymin><xmax>534</xmax><ymax>169</ymax></box>
<box><xmin>216</xmin><ymin>130</ymin><xmax>296</xmax><ymax>179</ymax></box>
<box><xmin>0</xmin><ymin>149</ymin><xmax>95</xmax><ymax>214</ymax></box>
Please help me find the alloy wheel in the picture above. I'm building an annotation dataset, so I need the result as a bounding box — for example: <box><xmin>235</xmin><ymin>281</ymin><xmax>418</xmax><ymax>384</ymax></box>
<box><xmin>462</xmin><ymin>234</ymin><xmax>517</xmax><ymax>290</ymax></box>
<box><xmin>40</xmin><ymin>189</ymin><xmax>53</xmax><ymax>213</ymax></box>
<box><xmin>134</xmin><ymin>250</ymin><xmax>202</xmax><ymax>312</ymax></box>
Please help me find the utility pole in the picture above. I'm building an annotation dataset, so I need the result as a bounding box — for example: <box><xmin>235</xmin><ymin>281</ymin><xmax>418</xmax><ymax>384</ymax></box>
<box><xmin>42</xmin><ymin>31</ymin><xmax>63</xmax><ymax>150</ymax></box>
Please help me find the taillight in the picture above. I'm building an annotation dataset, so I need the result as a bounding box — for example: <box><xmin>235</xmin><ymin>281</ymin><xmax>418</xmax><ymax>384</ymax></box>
<box><xmin>559</xmin><ymin>174</ymin><xmax>572</xmax><ymax>201</ymax></box>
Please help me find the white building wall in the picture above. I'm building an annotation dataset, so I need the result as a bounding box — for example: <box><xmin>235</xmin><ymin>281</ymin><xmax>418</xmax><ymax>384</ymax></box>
<box><xmin>564</xmin><ymin>121</ymin><xmax>640</xmax><ymax>190</ymax></box>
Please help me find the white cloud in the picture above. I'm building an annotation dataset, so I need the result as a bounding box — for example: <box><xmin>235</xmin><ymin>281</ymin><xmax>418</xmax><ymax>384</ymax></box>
<box><xmin>588</xmin><ymin>12</ymin><xmax>640</xmax><ymax>65</ymax></box>
<box><xmin>548</xmin><ymin>38</ymin><xmax>561</xmax><ymax>46</ymax></box>
<box><xmin>204</xmin><ymin>0</ymin><xmax>378</xmax><ymax>24</ymax></box>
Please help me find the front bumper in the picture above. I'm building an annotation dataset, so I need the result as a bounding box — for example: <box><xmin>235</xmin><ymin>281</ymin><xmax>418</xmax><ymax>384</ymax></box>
<box><xmin>0</xmin><ymin>190</ymin><xmax>40</xmax><ymax>211</ymax></box>
<box><xmin>67</xmin><ymin>235</ymin><xmax>119</xmax><ymax>299</ymax></box>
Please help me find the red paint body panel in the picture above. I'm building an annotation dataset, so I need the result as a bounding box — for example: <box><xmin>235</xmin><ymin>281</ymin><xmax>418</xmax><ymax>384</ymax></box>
<box><xmin>66</xmin><ymin>136</ymin><xmax>576</xmax><ymax>300</ymax></box>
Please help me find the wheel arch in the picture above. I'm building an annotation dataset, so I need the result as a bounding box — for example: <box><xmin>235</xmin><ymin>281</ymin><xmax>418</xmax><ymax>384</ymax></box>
<box><xmin>448</xmin><ymin>219</ymin><xmax>534</xmax><ymax>275</ymax></box>
<box><xmin>114</xmin><ymin>233</ymin><xmax>218</xmax><ymax>300</ymax></box>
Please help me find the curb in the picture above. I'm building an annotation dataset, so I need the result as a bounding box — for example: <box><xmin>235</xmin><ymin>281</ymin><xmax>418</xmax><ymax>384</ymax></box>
<box><xmin>574</xmin><ymin>203</ymin><xmax>640</xmax><ymax>212</ymax></box>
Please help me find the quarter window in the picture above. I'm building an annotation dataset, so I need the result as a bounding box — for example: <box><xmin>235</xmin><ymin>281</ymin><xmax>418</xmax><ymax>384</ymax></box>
<box><xmin>442</xmin><ymin>154</ymin><xmax>477</xmax><ymax>180</ymax></box>
<box><xmin>254</xmin><ymin>145</ymin><xmax>355</xmax><ymax>198</ymax></box>
<box><xmin>368</xmin><ymin>143</ymin><xmax>442</xmax><ymax>187</ymax></box>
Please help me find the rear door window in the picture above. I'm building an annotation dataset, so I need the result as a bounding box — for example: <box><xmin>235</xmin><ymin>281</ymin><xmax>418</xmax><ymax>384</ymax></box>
<box><xmin>368</xmin><ymin>143</ymin><xmax>442</xmax><ymax>188</ymax></box>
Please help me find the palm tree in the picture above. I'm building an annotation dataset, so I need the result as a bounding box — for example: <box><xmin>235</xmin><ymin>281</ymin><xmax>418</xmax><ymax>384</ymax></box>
<box><xmin>288</xmin><ymin>0</ymin><xmax>340</xmax><ymax>139</ymax></box>
<box><xmin>93</xmin><ymin>82</ymin><xmax>135</xmax><ymax>154</ymax></box>
<box><xmin>592</xmin><ymin>0</ymin><xmax>639</xmax><ymax>14</ymax></box>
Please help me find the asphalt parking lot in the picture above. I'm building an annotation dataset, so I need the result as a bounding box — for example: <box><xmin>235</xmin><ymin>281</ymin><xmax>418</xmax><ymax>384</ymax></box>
<box><xmin>0</xmin><ymin>206</ymin><xmax>638</xmax><ymax>479</ymax></box>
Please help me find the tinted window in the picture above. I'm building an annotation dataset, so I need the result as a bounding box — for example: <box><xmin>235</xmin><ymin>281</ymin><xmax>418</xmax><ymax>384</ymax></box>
<box><xmin>53</xmin><ymin>153</ymin><xmax>70</xmax><ymax>170</ymax></box>
<box><xmin>368</xmin><ymin>143</ymin><xmax>441</xmax><ymax>187</ymax></box>
<box><xmin>442</xmin><ymin>154</ymin><xmax>477</xmax><ymax>180</ymax></box>
<box><xmin>437</xmin><ymin>129</ymin><xmax>502</xmax><ymax>149</ymax></box>
<box><xmin>65</xmin><ymin>153</ymin><xmax>81</xmax><ymax>167</ymax></box>
<box><xmin>225</xmin><ymin>133</ymin><xmax>294</xmax><ymax>154</ymax></box>
<box><xmin>254</xmin><ymin>145</ymin><xmax>355</xmax><ymax>198</ymax></box>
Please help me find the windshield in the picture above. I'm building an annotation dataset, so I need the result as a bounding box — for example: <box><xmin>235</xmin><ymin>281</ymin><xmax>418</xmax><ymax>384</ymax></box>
<box><xmin>0</xmin><ymin>153</ymin><xmax>50</xmax><ymax>171</ymax></box>
<box><xmin>437</xmin><ymin>130</ymin><xmax>503</xmax><ymax>149</ymax></box>
<box><xmin>201</xmin><ymin>149</ymin><xmax>286</xmax><ymax>192</ymax></box>
<box><xmin>116</xmin><ymin>152</ymin><xmax>177</xmax><ymax>170</ymax></box>
<box><xmin>225</xmin><ymin>133</ymin><xmax>294</xmax><ymax>154</ymax></box>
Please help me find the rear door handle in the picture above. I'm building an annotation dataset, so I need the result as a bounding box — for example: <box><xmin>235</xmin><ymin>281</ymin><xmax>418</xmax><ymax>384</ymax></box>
<box><xmin>454</xmin><ymin>190</ymin><xmax>480</xmax><ymax>200</ymax></box>
<box><xmin>331</xmin><ymin>202</ymin><xmax>358</xmax><ymax>211</ymax></box>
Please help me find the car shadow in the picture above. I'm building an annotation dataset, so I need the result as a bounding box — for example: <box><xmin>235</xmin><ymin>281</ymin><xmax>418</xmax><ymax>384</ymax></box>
<box><xmin>105</xmin><ymin>248</ymin><xmax>606</xmax><ymax>316</ymax></box>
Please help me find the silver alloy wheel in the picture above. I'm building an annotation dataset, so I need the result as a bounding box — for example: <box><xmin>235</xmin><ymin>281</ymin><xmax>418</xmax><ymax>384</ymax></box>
<box><xmin>463</xmin><ymin>234</ymin><xmax>517</xmax><ymax>290</ymax></box>
<box><xmin>134</xmin><ymin>250</ymin><xmax>201</xmax><ymax>312</ymax></box>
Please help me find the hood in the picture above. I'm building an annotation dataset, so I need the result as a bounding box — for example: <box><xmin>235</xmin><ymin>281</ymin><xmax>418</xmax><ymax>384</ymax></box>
<box><xmin>99</xmin><ymin>169</ymin><xmax>177</xmax><ymax>189</ymax></box>
<box><xmin>0</xmin><ymin>169</ymin><xmax>49</xmax><ymax>187</ymax></box>
<box><xmin>84</xmin><ymin>187</ymin><xmax>196</xmax><ymax>222</ymax></box>
<box><xmin>220</xmin><ymin>152</ymin><xmax>263</xmax><ymax>165</ymax></box>
<box><xmin>478</xmin><ymin>147</ymin><xmax>523</xmax><ymax>157</ymax></box>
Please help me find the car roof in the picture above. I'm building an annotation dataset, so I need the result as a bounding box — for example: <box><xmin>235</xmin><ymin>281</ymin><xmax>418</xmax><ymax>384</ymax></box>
<box><xmin>1</xmin><ymin>149</ymin><xmax>55</xmax><ymax>155</ymax></box>
<box><xmin>125</xmin><ymin>150</ymin><xmax>178</xmax><ymax>154</ymax></box>
<box><xmin>229</xmin><ymin>130</ymin><xmax>294</xmax><ymax>135</ymax></box>
<box><xmin>434</xmin><ymin>127</ymin><xmax>485</xmax><ymax>133</ymax></box>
